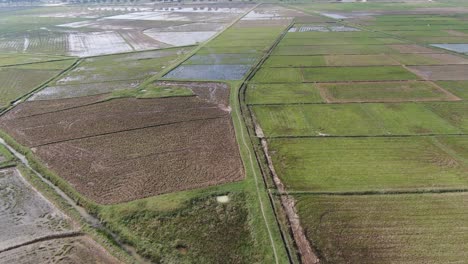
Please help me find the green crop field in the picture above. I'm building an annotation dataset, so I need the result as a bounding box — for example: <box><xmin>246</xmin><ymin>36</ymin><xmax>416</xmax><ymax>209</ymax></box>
<box><xmin>263</xmin><ymin>55</ymin><xmax>326</xmax><ymax>67</ymax></box>
<box><xmin>252</xmin><ymin>68</ymin><xmax>303</xmax><ymax>83</ymax></box>
<box><xmin>294</xmin><ymin>193</ymin><xmax>468</xmax><ymax>264</ymax></box>
<box><xmin>0</xmin><ymin>60</ymin><xmax>74</xmax><ymax>109</ymax></box>
<box><xmin>246</xmin><ymin>83</ymin><xmax>323</xmax><ymax>104</ymax></box>
<box><xmin>1</xmin><ymin>2</ymin><xmax>468</xmax><ymax>264</ymax></box>
<box><xmin>269</xmin><ymin>136</ymin><xmax>468</xmax><ymax>193</ymax></box>
<box><xmin>273</xmin><ymin>44</ymin><xmax>396</xmax><ymax>56</ymax></box>
<box><xmin>318</xmin><ymin>81</ymin><xmax>457</xmax><ymax>102</ymax></box>
<box><xmin>437</xmin><ymin>81</ymin><xmax>468</xmax><ymax>100</ymax></box>
<box><xmin>324</xmin><ymin>54</ymin><xmax>400</xmax><ymax>66</ymax></box>
<box><xmin>252</xmin><ymin>103</ymin><xmax>465</xmax><ymax>137</ymax></box>
<box><xmin>302</xmin><ymin>66</ymin><xmax>420</xmax><ymax>82</ymax></box>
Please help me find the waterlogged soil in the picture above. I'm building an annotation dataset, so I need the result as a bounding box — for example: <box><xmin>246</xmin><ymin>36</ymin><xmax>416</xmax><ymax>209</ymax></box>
<box><xmin>431</xmin><ymin>43</ymin><xmax>468</xmax><ymax>54</ymax></box>
<box><xmin>164</xmin><ymin>64</ymin><xmax>251</xmax><ymax>80</ymax></box>
<box><xmin>0</xmin><ymin>236</ymin><xmax>120</xmax><ymax>264</ymax></box>
<box><xmin>1</xmin><ymin>96</ymin><xmax>244</xmax><ymax>204</ymax></box>
<box><xmin>408</xmin><ymin>65</ymin><xmax>468</xmax><ymax>80</ymax></box>
<box><xmin>0</xmin><ymin>168</ymin><xmax>75</xmax><ymax>251</ymax></box>
<box><xmin>30</xmin><ymin>80</ymin><xmax>140</xmax><ymax>101</ymax></box>
<box><xmin>154</xmin><ymin>81</ymin><xmax>230</xmax><ymax>109</ymax></box>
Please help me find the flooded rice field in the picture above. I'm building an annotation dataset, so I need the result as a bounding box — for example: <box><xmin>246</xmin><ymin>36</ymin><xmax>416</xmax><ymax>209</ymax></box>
<box><xmin>288</xmin><ymin>24</ymin><xmax>360</xmax><ymax>32</ymax></box>
<box><xmin>29</xmin><ymin>81</ymin><xmax>139</xmax><ymax>101</ymax></box>
<box><xmin>144</xmin><ymin>31</ymin><xmax>217</xmax><ymax>46</ymax></box>
<box><xmin>164</xmin><ymin>64</ymin><xmax>251</xmax><ymax>80</ymax></box>
<box><xmin>431</xmin><ymin>44</ymin><xmax>468</xmax><ymax>54</ymax></box>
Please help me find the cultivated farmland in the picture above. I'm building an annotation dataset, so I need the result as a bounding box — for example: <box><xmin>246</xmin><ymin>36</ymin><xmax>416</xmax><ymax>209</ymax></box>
<box><xmin>1</xmin><ymin>1</ymin><xmax>468</xmax><ymax>264</ymax></box>
<box><xmin>244</xmin><ymin>2</ymin><xmax>468</xmax><ymax>263</ymax></box>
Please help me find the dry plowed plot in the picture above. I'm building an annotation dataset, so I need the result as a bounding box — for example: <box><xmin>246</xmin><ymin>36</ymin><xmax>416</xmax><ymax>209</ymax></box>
<box><xmin>0</xmin><ymin>168</ymin><xmax>75</xmax><ymax>251</ymax></box>
<box><xmin>1</xmin><ymin>88</ymin><xmax>243</xmax><ymax>204</ymax></box>
<box><xmin>407</xmin><ymin>65</ymin><xmax>468</xmax><ymax>80</ymax></box>
<box><xmin>0</xmin><ymin>236</ymin><xmax>119</xmax><ymax>264</ymax></box>
<box><xmin>295</xmin><ymin>193</ymin><xmax>468</xmax><ymax>264</ymax></box>
<box><xmin>318</xmin><ymin>81</ymin><xmax>460</xmax><ymax>103</ymax></box>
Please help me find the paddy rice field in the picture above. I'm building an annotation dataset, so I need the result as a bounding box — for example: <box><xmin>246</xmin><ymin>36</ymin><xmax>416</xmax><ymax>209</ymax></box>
<box><xmin>0</xmin><ymin>1</ymin><xmax>467</xmax><ymax>263</ymax></box>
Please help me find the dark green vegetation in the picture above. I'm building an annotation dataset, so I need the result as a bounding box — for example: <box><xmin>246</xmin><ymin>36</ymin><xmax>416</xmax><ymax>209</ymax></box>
<box><xmin>100</xmin><ymin>189</ymin><xmax>261</xmax><ymax>263</ymax></box>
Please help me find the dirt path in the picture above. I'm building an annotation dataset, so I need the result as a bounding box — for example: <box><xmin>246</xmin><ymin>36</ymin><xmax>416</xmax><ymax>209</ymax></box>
<box><xmin>237</xmin><ymin>14</ymin><xmax>319</xmax><ymax>263</ymax></box>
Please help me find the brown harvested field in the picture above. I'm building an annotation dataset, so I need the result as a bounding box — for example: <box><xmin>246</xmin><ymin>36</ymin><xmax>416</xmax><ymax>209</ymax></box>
<box><xmin>1</xmin><ymin>97</ymin><xmax>224</xmax><ymax>147</ymax></box>
<box><xmin>0</xmin><ymin>168</ymin><xmax>76</xmax><ymax>251</ymax></box>
<box><xmin>0</xmin><ymin>85</ymin><xmax>244</xmax><ymax>204</ymax></box>
<box><xmin>0</xmin><ymin>235</ymin><xmax>120</xmax><ymax>264</ymax></box>
<box><xmin>389</xmin><ymin>44</ymin><xmax>441</xmax><ymax>54</ymax></box>
<box><xmin>407</xmin><ymin>65</ymin><xmax>468</xmax><ymax>81</ymax></box>
<box><xmin>317</xmin><ymin>81</ymin><xmax>461</xmax><ymax>103</ymax></box>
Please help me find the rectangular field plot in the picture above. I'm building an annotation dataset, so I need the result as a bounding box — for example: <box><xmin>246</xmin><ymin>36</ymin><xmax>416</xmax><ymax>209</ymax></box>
<box><xmin>431</xmin><ymin>43</ymin><xmax>468</xmax><ymax>54</ymax></box>
<box><xmin>252</xmin><ymin>103</ymin><xmax>464</xmax><ymax>137</ymax></box>
<box><xmin>268</xmin><ymin>136</ymin><xmax>468</xmax><ymax>192</ymax></box>
<box><xmin>246</xmin><ymin>83</ymin><xmax>323</xmax><ymax>104</ymax></box>
<box><xmin>54</xmin><ymin>48</ymin><xmax>192</xmax><ymax>86</ymax></box>
<box><xmin>0</xmin><ymin>60</ymin><xmax>74</xmax><ymax>109</ymax></box>
<box><xmin>318</xmin><ymin>81</ymin><xmax>459</xmax><ymax>103</ymax></box>
<box><xmin>294</xmin><ymin>193</ymin><xmax>468</xmax><ymax>264</ymax></box>
<box><xmin>1</xmin><ymin>95</ymin><xmax>244</xmax><ymax>204</ymax></box>
<box><xmin>407</xmin><ymin>65</ymin><xmax>468</xmax><ymax>81</ymax></box>
<box><xmin>324</xmin><ymin>54</ymin><xmax>399</xmax><ymax>66</ymax></box>
<box><xmin>263</xmin><ymin>56</ymin><xmax>326</xmax><ymax>67</ymax></box>
<box><xmin>273</xmin><ymin>45</ymin><xmax>394</xmax><ymax>55</ymax></box>
<box><xmin>164</xmin><ymin>64</ymin><xmax>251</xmax><ymax>80</ymax></box>
<box><xmin>279</xmin><ymin>37</ymin><xmax>405</xmax><ymax>46</ymax></box>
<box><xmin>389</xmin><ymin>53</ymin><xmax>468</xmax><ymax>65</ymax></box>
<box><xmin>302</xmin><ymin>66</ymin><xmax>419</xmax><ymax>82</ymax></box>
<box><xmin>0</xmin><ymin>168</ymin><xmax>74</xmax><ymax>251</ymax></box>
<box><xmin>184</xmin><ymin>53</ymin><xmax>257</xmax><ymax>65</ymax></box>
<box><xmin>251</xmin><ymin>68</ymin><xmax>303</xmax><ymax>83</ymax></box>
<box><xmin>0</xmin><ymin>53</ymin><xmax>69</xmax><ymax>67</ymax></box>
<box><xmin>437</xmin><ymin>81</ymin><xmax>468</xmax><ymax>100</ymax></box>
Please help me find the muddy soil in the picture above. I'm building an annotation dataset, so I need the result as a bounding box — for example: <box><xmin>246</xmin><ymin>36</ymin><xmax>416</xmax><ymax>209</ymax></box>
<box><xmin>389</xmin><ymin>44</ymin><xmax>440</xmax><ymax>54</ymax></box>
<box><xmin>0</xmin><ymin>168</ymin><xmax>76</xmax><ymax>251</ymax></box>
<box><xmin>0</xmin><ymin>235</ymin><xmax>120</xmax><ymax>264</ymax></box>
<box><xmin>154</xmin><ymin>81</ymin><xmax>230</xmax><ymax>109</ymax></box>
<box><xmin>407</xmin><ymin>65</ymin><xmax>468</xmax><ymax>80</ymax></box>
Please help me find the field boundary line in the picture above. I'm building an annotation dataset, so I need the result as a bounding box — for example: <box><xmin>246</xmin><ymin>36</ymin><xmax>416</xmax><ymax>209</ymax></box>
<box><xmin>238</xmin><ymin>16</ymin><xmax>321</xmax><ymax>263</ymax></box>
<box><xmin>0</xmin><ymin>58</ymin><xmax>82</xmax><ymax>117</ymax></box>
<box><xmin>264</xmin><ymin>134</ymin><xmax>468</xmax><ymax>139</ymax></box>
<box><xmin>31</xmin><ymin>115</ymin><xmax>228</xmax><ymax>148</ymax></box>
<box><xmin>137</xmin><ymin>3</ymin><xmax>260</xmax><ymax>89</ymax></box>
<box><xmin>276</xmin><ymin>188</ymin><xmax>468</xmax><ymax>196</ymax></box>
<box><xmin>0</xmin><ymin>58</ymin><xmax>76</xmax><ymax>68</ymax></box>
<box><xmin>0</xmin><ymin>231</ymin><xmax>84</xmax><ymax>254</ymax></box>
